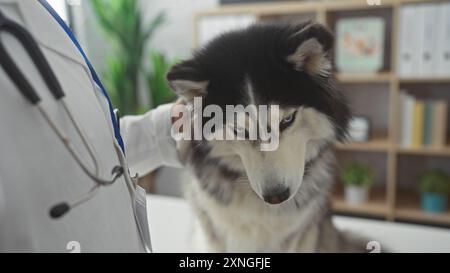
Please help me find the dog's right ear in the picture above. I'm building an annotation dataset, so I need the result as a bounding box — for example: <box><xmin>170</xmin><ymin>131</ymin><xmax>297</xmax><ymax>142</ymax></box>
<box><xmin>286</xmin><ymin>23</ymin><xmax>334</xmax><ymax>77</ymax></box>
<box><xmin>166</xmin><ymin>59</ymin><xmax>209</xmax><ymax>101</ymax></box>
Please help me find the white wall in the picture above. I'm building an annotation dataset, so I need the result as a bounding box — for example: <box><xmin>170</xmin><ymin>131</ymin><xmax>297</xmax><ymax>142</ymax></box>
<box><xmin>75</xmin><ymin>0</ymin><xmax>217</xmax><ymax>108</ymax></box>
<box><xmin>78</xmin><ymin>0</ymin><xmax>218</xmax><ymax>73</ymax></box>
<box><xmin>76</xmin><ymin>0</ymin><xmax>219</xmax><ymax>196</ymax></box>
<box><xmin>141</xmin><ymin>0</ymin><xmax>218</xmax><ymax>60</ymax></box>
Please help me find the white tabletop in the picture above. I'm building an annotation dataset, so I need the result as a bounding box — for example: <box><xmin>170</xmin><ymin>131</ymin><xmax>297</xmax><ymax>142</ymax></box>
<box><xmin>147</xmin><ymin>194</ymin><xmax>450</xmax><ymax>253</ymax></box>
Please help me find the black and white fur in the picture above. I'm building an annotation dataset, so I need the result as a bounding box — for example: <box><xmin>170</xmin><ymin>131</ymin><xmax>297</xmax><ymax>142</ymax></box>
<box><xmin>167</xmin><ymin>22</ymin><xmax>367</xmax><ymax>252</ymax></box>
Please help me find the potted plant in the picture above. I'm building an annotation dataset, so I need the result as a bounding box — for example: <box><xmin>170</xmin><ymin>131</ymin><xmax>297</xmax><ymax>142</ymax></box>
<box><xmin>91</xmin><ymin>0</ymin><xmax>166</xmax><ymax>115</ymax></box>
<box><xmin>91</xmin><ymin>0</ymin><xmax>176</xmax><ymax>193</ymax></box>
<box><xmin>418</xmin><ymin>170</ymin><xmax>450</xmax><ymax>214</ymax></box>
<box><xmin>146</xmin><ymin>51</ymin><xmax>177</xmax><ymax>108</ymax></box>
<box><xmin>341</xmin><ymin>163</ymin><xmax>374</xmax><ymax>205</ymax></box>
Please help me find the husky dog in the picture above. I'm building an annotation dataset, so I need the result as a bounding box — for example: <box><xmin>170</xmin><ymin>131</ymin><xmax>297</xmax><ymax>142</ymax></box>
<box><xmin>167</xmin><ymin>22</ymin><xmax>367</xmax><ymax>252</ymax></box>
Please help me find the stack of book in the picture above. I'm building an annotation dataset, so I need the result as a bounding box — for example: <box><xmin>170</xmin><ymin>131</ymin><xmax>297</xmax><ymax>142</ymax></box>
<box><xmin>399</xmin><ymin>92</ymin><xmax>448</xmax><ymax>148</ymax></box>
<box><xmin>398</xmin><ymin>2</ymin><xmax>450</xmax><ymax>77</ymax></box>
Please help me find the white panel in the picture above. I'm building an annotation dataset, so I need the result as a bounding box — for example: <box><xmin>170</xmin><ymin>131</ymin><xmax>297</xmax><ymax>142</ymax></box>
<box><xmin>198</xmin><ymin>14</ymin><xmax>257</xmax><ymax>46</ymax></box>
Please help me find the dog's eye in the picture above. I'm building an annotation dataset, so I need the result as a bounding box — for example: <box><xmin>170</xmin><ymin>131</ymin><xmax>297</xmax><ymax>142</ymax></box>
<box><xmin>233</xmin><ymin>126</ymin><xmax>249</xmax><ymax>138</ymax></box>
<box><xmin>280</xmin><ymin>111</ymin><xmax>297</xmax><ymax>131</ymax></box>
<box><xmin>233</xmin><ymin>127</ymin><xmax>245</xmax><ymax>135</ymax></box>
<box><xmin>234</xmin><ymin>127</ymin><xmax>244</xmax><ymax>134</ymax></box>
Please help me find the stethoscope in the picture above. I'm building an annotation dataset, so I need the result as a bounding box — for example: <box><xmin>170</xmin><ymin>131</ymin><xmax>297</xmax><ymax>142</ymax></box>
<box><xmin>0</xmin><ymin>10</ymin><xmax>124</xmax><ymax>219</ymax></box>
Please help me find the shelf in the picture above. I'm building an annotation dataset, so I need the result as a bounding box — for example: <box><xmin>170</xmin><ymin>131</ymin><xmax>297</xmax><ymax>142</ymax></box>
<box><xmin>208</xmin><ymin>0</ymin><xmax>425</xmax><ymax>16</ymax></box>
<box><xmin>399</xmin><ymin>77</ymin><xmax>450</xmax><ymax>84</ymax></box>
<box><xmin>195</xmin><ymin>0</ymin><xmax>450</xmax><ymax>230</ymax></box>
<box><xmin>196</xmin><ymin>1</ymin><xmax>319</xmax><ymax>16</ymax></box>
<box><xmin>397</xmin><ymin>146</ymin><xmax>450</xmax><ymax>157</ymax></box>
<box><xmin>335</xmin><ymin>74</ymin><xmax>450</xmax><ymax>84</ymax></box>
<box><xmin>335</xmin><ymin>139</ymin><xmax>391</xmax><ymax>152</ymax></box>
<box><xmin>332</xmin><ymin>187</ymin><xmax>388</xmax><ymax>218</ymax></box>
<box><xmin>323</xmin><ymin>0</ymin><xmax>397</xmax><ymax>11</ymax></box>
<box><xmin>396</xmin><ymin>190</ymin><xmax>450</xmax><ymax>225</ymax></box>
<box><xmin>335</xmin><ymin>140</ymin><xmax>450</xmax><ymax>156</ymax></box>
<box><xmin>203</xmin><ymin>0</ymin><xmax>446</xmax><ymax>18</ymax></box>
<box><xmin>336</xmin><ymin>73</ymin><xmax>393</xmax><ymax>83</ymax></box>
<box><xmin>200</xmin><ymin>0</ymin><xmax>441</xmax><ymax>16</ymax></box>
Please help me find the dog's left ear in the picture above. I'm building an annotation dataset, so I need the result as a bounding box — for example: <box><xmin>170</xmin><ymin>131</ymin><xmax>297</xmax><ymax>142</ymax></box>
<box><xmin>166</xmin><ymin>59</ymin><xmax>209</xmax><ymax>102</ymax></box>
<box><xmin>286</xmin><ymin>23</ymin><xmax>333</xmax><ymax>77</ymax></box>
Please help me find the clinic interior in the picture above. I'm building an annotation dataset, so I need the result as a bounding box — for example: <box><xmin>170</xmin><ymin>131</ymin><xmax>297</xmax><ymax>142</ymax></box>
<box><xmin>51</xmin><ymin>0</ymin><xmax>450</xmax><ymax>252</ymax></box>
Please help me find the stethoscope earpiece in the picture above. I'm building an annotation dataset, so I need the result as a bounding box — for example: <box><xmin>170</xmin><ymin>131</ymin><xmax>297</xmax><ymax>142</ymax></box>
<box><xmin>49</xmin><ymin>164</ymin><xmax>125</xmax><ymax>220</ymax></box>
<box><xmin>49</xmin><ymin>202</ymin><xmax>71</xmax><ymax>219</ymax></box>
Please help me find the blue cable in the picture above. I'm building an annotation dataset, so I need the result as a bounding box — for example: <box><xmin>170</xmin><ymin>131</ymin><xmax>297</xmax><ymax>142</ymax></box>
<box><xmin>37</xmin><ymin>0</ymin><xmax>125</xmax><ymax>153</ymax></box>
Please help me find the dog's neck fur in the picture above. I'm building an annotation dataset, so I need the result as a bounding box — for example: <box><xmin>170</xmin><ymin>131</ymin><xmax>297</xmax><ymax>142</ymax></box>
<box><xmin>181</xmin><ymin>141</ymin><xmax>350</xmax><ymax>252</ymax></box>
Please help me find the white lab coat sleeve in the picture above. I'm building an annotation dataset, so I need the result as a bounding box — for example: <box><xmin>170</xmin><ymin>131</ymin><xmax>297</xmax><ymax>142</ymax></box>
<box><xmin>120</xmin><ymin>103</ymin><xmax>182</xmax><ymax>176</ymax></box>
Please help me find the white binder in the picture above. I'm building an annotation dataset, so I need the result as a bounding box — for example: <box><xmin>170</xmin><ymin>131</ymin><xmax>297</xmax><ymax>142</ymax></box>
<box><xmin>421</xmin><ymin>4</ymin><xmax>439</xmax><ymax>76</ymax></box>
<box><xmin>398</xmin><ymin>5</ymin><xmax>416</xmax><ymax>77</ymax></box>
<box><xmin>437</xmin><ymin>2</ymin><xmax>450</xmax><ymax>76</ymax></box>
<box><xmin>412</xmin><ymin>5</ymin><xmax>425</xmax><ymax>77</ymax></box>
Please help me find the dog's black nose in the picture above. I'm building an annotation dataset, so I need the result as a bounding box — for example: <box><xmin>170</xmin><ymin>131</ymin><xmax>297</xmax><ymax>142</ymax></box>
<box><xmin>263</xmin><ymin>187</ymin><xmax>290</xmax><ymax>205</ymax></box>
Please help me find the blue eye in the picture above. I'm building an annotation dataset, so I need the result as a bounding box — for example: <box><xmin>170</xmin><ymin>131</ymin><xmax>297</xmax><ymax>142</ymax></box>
<box><xmin>280</xmin><ymin>111</ymin><xmax>297</xmax><ymax>131</ymax></box>
<box><xmin>233</xmin><ymin>126</ymin><xmax>249</xmax><ymax>139</ymax></box>
<box><xmin>282</xmin><ymin>115</ymin><xmax>293</xmax><ymax>123</ymax></box>
<box><xmin>233</xmin><ymin>127</ymin><xmax>245</xmax><ymax>134</ymax></box>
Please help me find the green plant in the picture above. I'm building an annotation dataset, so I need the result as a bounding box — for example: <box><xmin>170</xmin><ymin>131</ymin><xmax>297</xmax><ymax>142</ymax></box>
<box><xmin>341</xmin><ymin>163</ymin><xmax>374</xmax><ymax>188</ymax></box>
<box><xmin>418</xmin><ymin>170</ymin><xmax>450</xmax><ymax>195</ymax></box>
<box><xmin>91</xmin><ymin>0</ymin><xmax>166</xmax><ymax>115</ymax></box>
<box><xmin>146</xmin><ymin>51</ymin><xmax>177</xmax><ymax>109</ymax></box>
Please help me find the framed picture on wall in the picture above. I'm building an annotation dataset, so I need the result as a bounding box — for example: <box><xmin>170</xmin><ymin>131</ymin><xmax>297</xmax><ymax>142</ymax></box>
<box><xmin>335</xmin><ymin>17</ymin><xmax>386</xmax><ymax>73</ymax></box>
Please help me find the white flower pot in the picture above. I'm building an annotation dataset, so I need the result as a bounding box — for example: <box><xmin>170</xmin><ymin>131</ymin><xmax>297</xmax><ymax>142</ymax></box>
<box><xmin>345</xmin><ymin>185</ymin><xmax>369</xmax><ymax>205</ymax></box>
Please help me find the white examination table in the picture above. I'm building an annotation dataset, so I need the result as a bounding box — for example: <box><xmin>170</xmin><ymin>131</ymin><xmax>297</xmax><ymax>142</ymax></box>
<box><xmin>147</xmin><ymin>195</ymin><xmax>450</xmax><ymax>253</ymax></box>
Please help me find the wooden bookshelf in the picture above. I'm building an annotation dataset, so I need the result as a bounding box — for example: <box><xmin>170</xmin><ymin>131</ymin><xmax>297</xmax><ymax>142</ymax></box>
<box><xmin>335</xmin><ymin>139</ymin><xmax>391</xmax><ymax>152</ymax></box>
<box><xmin>397</xmin><ymin>146</ymin><xmax>450</xmax><ymax>157</ymax></box>
<box><xmin>337</xmin><ymin>142</ymin><xmax>450</xmax><ymax>156</ymax></box>
<box><xmin>336</xmin><ymin>72</ymin><xmax>393</xmax><ymax>83</ymax></box>
<box><xmin>194</xmin><ymin>0</ymin><xmax>450</xmax><ymax>227</ymax></box>
<box><xmin>396</xmin><ymin>190</ymin><xmax>450</xmax><ymax>225</ymax></box>
<box><xmin>399</xmin><ymin>77</ymin><xmax>450</xmax><ymax>84</ymax></box>
<box><xmin>333</xmin><ymin>187</ymin><xmax>388</xmax><ymax>217</ymax></box>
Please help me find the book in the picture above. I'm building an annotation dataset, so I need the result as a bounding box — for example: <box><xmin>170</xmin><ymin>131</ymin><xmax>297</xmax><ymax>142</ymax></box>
<box><xmin>432</xmin><ymin>100</ymin><xmax>448</xmax><ymax>148</ymax></box>
<box><xmin>401</xmin><ymin>93</ymin><xmax>415</xmax><ymax>147</ymax></box>
<box><xmin>423</xmin><ymin>100</ymin><xmax>434</xmax><ymax>147</ymax></box>
<box><xmin>412</xmin><ymin>100</ymin><xmax>425</xmax><ymax>148</ymax></box>
<box><xmin>398</xmin><ymin>92</ymin><xmax>406</xmax><ymax>144</ymax></box>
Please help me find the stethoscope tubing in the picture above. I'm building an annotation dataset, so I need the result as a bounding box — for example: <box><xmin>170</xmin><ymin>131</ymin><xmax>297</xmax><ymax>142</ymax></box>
<box><xmin>0</xmin><ymin>6</ymin><xmax>152</xmax><ymax>252</ymax></box>
<box><xmin>0</xmin><ymin>9</ymin><xmax>124</xmax><ymax>218</ymax></box>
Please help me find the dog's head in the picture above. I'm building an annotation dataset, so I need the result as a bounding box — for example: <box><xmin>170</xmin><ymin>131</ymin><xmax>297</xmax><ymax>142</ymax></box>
<box><xmin>167</xmin><ymin>22</ymin><xmax>350</xmax><ymax>205</ymax></box>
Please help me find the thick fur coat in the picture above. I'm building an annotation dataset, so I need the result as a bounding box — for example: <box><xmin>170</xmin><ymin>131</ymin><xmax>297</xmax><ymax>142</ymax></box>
<box><xmin>167</xmin><ymin>22</ymin><xmax>368</xmax><ymax>252</ymax></box>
